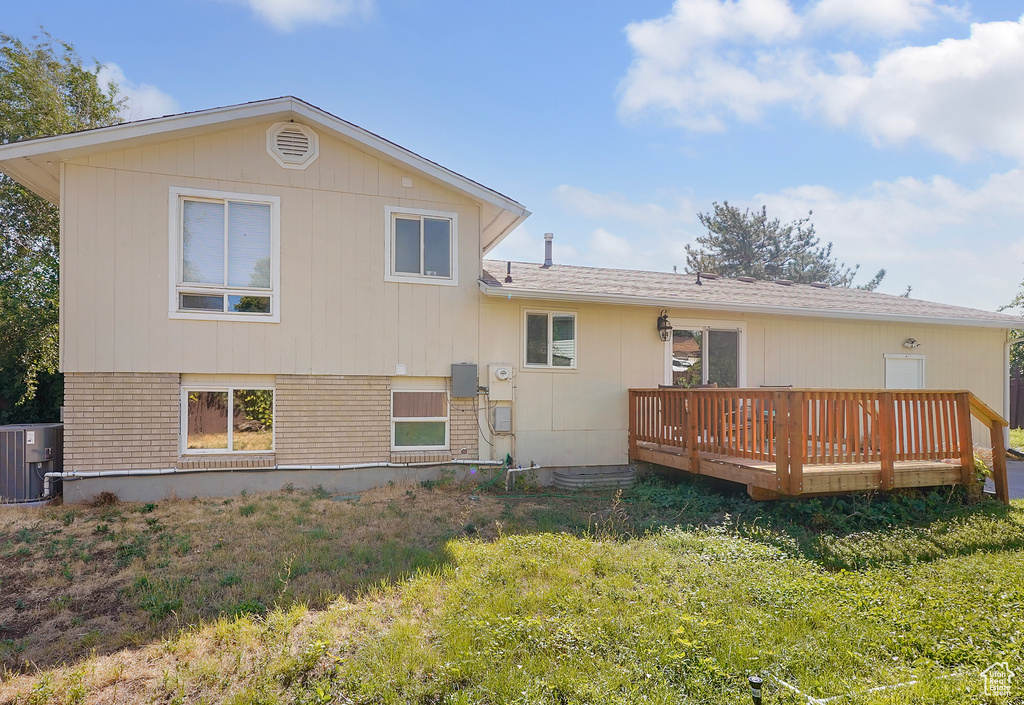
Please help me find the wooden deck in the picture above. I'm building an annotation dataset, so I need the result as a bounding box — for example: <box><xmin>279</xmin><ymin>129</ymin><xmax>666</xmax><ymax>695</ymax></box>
<box><xmin>633</xmin><ymin>444</ymin><xmax>962</xmax><ymax>499</ymax></box>
<box><xmin>629</xmin><ymin>388</ymin><xmax>1010</xmax><ymax>502</ymax></box>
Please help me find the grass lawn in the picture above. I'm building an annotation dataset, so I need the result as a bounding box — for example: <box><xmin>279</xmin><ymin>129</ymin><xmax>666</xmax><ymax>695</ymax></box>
<box><xmin>1010</xmin><ymin>427</ymin><xmax>1024</xmax><ymax>449</ymax></box>
<box><xmin>1</xmin><ymin>476</ymin><xmax>1023</xmax><ymax>703</ymax></box>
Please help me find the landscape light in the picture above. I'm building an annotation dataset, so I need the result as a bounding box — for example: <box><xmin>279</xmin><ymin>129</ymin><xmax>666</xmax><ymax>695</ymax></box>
<box><xmin>748</xmin><ymin>675</ymin><xmax>763</xmax><ymax>704</ymax></box>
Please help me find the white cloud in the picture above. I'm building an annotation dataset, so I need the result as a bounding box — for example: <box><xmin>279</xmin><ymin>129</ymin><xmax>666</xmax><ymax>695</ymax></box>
<box><xmin>553</xmin><ymin>185</ymin><xmax>694</xmax><ymax>228</ymax></box>
<box><xmin>230</xmin><ymin>0</ymin><xmax>372</xmax><ymax>31</ymax></box>
<box><xmin>98</xmin><ymin>63</ymin><xmax>179</xmax><ymax>120</ymax></box>
<box><xmin>814</xmin><ymin>19</ymin><xmax>1024</xmax><ymax>159</ymax></box>
<box><xmin>528</xmin><ymin>171</ymin><xmax>1024</xmax><ymax>311</ymax></box>
<box><xmin>487</xmin><ymin>225</ymin><xmax>580</xmax><ymax>266</ymax></box>
<box><xmin>755</xmin><ymin>172</ymin><xmax>1024</xmax><ymax>308</ymax></box>
<box><xmin>620</xmin><ymin>0</ymin><xmax>804</xmax><ymax>130</ymax></box>
<box><xmin>619</xmin><ymin>1</ymin><xmax>1024</xmax><ymax>161</ymax></box>
<box><xmin>807</xmin><ymin>0</ymin><xmax>948</xmax><ymax>34</ymax></box>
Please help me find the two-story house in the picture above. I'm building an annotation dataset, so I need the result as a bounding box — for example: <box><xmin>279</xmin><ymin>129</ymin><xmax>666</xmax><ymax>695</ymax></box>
<box><xmin>0</xmin><ymin>97</ymin><xmax>1017</xmax><ymax>502</ymax></box>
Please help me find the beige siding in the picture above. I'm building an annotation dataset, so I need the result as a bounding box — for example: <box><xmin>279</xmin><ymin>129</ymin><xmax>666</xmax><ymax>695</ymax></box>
<box><xmin>61</xmin><ymin>123</ymin><xmax>481</xmax><ymax>378</ymax></box>
<box><xmin>478</xmin><ymin>299</ymin><xmax>1007</xmax><ymax>468</ymax></box>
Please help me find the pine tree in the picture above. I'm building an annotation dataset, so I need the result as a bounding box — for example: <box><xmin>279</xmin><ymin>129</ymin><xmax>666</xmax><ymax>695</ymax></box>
<box><xmin>685</xmin><ymin>201</ymin><xmax>885</xmax><ymax>290</ymax></box>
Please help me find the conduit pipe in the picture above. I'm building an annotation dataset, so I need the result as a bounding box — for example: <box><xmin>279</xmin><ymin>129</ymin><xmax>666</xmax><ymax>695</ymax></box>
<box><xmin>46</xmin><ymin>458</ymin><xmax>507</xmax><ymax>482</ymax></box>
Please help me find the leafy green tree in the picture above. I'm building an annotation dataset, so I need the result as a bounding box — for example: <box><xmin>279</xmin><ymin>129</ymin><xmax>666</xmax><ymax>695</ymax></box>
<box><xmin>1000</xmin><ymin>287</ymin><xmax>1024</xmax><ymax>378</ymax></box>
<box><xmin>685</xmin><ymin>201</ymin><xmax>886</xmax><ymax>290</ymax></box>
<box><xmin>0</xmin><ymin>31</ymin><xmax>124</xmax><ymax>422</ymax></box>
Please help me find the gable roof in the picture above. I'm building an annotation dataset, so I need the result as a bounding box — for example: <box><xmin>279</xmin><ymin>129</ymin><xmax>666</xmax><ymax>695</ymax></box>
<box><xmin>0</xmin><ymin>96</ymin><xmax>530</xmax><ymax>251</ymax></box>
<box><xmin>481</xmin><ymin>260</ymin><xmax>1022</xmax><ymax>329</ymax></box>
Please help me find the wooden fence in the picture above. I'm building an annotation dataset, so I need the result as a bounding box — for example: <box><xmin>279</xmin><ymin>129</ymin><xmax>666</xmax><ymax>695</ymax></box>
<box><xmin>1010</xmin><ymin>376</ymin><xmax>1024</xmax><ymax>429</ymax></box>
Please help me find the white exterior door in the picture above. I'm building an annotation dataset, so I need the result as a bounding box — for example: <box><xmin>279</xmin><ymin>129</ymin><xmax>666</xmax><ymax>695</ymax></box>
<box><xmin>884</xmin><ymin>354</ymin><xmax>925</xmax><ymax>389</ymax></box>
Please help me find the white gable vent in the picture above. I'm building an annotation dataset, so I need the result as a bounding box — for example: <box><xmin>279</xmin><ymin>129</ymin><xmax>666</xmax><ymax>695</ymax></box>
<box><xmin>267</xmin><ymin>122</ymin><xmax>319</xmax><ymax>170</ymax></box>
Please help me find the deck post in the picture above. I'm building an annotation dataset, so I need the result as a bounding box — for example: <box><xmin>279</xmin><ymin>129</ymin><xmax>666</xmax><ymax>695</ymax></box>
<box><xmin>955</xmin><ymin>393</ymin><xmax>975</xmax><ymax>488</ymax></box>
<box><xmin>628</xmin><ymin>391</ymin><xmax>637</xmax><ymax>461</ymax></box>
<box><xmin>788</xmin><ymin>391</ymin><xmax>804</xmax><ymax>494</ymax></box>
<box><xmin>774</xmin><ymin>391</ymin><xmax>790</xmax><ymax>494</ymax></box>
<box><xmin>878</xmin><ymin>392</ymin><xmax>895</xmax><ymax>489</ymax></box>
<box><xmin>678</xmin><ymin>392</ymin><xmax>688</xmax><ymax>452</ymax></box>
<box><xmin>989</xmin><ymin>421</ymin><xmax>1010</xmax><ymax>504</ymax></box>
<box><xmin>687</xmin><ymin>392</ymin><xmax>700</xmax><ymax>474</ymax></box>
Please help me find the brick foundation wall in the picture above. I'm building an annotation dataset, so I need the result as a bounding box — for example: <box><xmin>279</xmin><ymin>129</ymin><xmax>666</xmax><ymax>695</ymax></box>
<box><xmin>63</xmin><ymin>372</ymin><xmax>179</xmax><ymax>473</ymax></box>
<box><xmin>277</xmin><ymin>375</ymin><xmax>480</xmax><ymax>466</ymax></box>
<box><xmin>64</xmin><ymin>373</ymin><xmax>483</xmax><ymax>474</ymax></box>
<box><xmin>449</xmin><ymin>396</ymin><xmax>480</xmax><ymax>459</ymax></box>
<box><xmin>275</xmin><ymin>375</ymin><xmax>392</xmax><ymax>465</ymax></box>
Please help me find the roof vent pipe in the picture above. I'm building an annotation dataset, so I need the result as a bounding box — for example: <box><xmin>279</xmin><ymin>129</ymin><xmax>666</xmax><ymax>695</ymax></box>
<box><xmin>542</xmin><ymin>233</ymin><xmax>553</xmax><ymax>268</ymax></box>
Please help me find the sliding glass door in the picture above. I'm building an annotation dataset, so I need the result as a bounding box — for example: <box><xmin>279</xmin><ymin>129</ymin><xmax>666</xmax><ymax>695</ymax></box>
<box><xmin>671</xmin><ymin>327</ymin><xmax>739</xmax><ymax>387</ymax></box>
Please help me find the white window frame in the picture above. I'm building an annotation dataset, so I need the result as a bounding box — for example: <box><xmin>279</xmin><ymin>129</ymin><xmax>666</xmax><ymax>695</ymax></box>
<box><xmin>383</xmin><ymin>206</ymin><xmax>459</xmax><ymax>286</ymax></box>
<box><xmin>168</xmin><ymin>187</ymin><xmax>281</xmax><ymax>322</ymax></box>
<box><xmin>664</xmin><ymin>318</ymin><xmax>746</xmax><ymax>387</ymax></box>
<box><xmin>391</xmin><ymin>389</ymin><xmax>450</xmax><ymax>451</ymax></box>
<box><xmin>180</xmin><ymin>384</ymin><xmax>275</xmax><ymax>455</ymax></box>
<box><xmin>523</xmin><ymin>309</ymin><xmax>578</xmax><ymax>370</ymax></box>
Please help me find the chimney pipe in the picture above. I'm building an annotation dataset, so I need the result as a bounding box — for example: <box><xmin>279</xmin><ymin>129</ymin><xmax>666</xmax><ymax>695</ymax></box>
<box><xmin>542</xmin><ymin>233</ymin><xmax>553</xmax><ymax>268</ymax></box>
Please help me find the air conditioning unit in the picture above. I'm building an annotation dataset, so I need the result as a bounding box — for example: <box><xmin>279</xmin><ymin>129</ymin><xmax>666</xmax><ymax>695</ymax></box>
<box><xmin>0</xmin><ymin>423</ymin><xmax>63</xmax><ymax>503</ymax></box>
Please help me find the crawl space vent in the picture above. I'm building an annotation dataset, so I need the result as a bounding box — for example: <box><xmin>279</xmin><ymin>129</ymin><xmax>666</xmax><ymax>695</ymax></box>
<box><xmin>267</xmin><ymin>122</ymin><xmax>319</xmax><ymax>170</ymax></box>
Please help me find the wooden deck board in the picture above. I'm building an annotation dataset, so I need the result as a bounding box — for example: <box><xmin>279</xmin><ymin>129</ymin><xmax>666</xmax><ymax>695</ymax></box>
<box><xmin>635</xmin><ymin>442</ymin><xmax>964</xmax><ymax>497</ymax></box>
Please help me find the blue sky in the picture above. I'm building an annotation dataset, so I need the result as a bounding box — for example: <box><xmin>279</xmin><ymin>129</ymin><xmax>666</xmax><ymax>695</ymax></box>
<box><xmin>7</xmin><ymin>0</ymin><xmax>1024</xmax><ymax>311</ymax></box>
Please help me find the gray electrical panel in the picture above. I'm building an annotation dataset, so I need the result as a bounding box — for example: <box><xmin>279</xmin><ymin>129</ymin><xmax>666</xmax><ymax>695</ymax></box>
<box><xmin>493</xmin><ymin>406</ymin><xmax>512</xmax><ymax>433</ymax></box>
<box><xmin>451</xmin><ymin>363</ymin><xmax>478</xmax><ymax>398</ymax></box>
<box><xmin>0</xmin><ymin>423</ymin><xmax>63</xmax><ymax>503</ymax></box>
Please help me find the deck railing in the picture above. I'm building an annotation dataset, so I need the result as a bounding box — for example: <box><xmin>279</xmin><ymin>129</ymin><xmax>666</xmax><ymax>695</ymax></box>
<box><xmin>628</xmin><ymin>388</ymin><xmax>1009</xmax><ymax>502</ymax></box>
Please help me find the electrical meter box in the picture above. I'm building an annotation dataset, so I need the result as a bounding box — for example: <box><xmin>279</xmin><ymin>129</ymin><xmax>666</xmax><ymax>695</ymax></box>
<box><xmin>488</xmin><ymin>364</ymin><xmax>514</xmax><ymax>401</ymax></box>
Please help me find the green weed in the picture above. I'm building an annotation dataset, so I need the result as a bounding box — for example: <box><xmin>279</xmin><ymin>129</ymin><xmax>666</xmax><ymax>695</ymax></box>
<box><xmin>114</xmin><ymin>535</ymin><xmax>149</xmax><ymax>567</ymax></box>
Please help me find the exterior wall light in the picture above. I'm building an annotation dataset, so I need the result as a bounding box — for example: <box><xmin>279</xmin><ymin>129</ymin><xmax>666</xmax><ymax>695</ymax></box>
<box><xmin>657</xmin><ymin>309</ymin><xmax>672</xmax><ymax>342</ymax></box>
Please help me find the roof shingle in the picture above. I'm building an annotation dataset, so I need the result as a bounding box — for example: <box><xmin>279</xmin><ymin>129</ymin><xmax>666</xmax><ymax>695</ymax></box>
<box><xmin>481</xmin><ymin>260</ymin><xmax>1022</xmax><ymax>328</ymax></box>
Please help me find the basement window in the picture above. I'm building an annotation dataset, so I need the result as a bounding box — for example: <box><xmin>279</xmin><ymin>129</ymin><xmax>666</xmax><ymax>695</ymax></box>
<box><xmin>391</xmin><ymin>390</ymin><xmax>449</xmax><ymax>450</ymax></box>
<box><xmin>182</xmin><ymin>387</ymin><xmax>274</xmax><ymax>453</ymax></box>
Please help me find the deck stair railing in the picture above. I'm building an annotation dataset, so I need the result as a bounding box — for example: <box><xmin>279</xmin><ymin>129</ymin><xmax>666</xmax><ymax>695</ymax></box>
<box><xmin>628</xmin><ymin>388</ymin><xmax>1009</xmax><ymax>503</ymax></box>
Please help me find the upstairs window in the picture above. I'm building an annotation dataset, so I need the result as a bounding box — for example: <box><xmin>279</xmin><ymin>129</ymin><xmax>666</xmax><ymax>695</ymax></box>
<box><xmin>170</xmin><ymin>188</ymin><xmax>280</xmax><ymax>321</ymax></box>
<box><xmin>384</xmin><ymin>206</ymin><xmax>458</xmax><ymax>285</ymax></box>
<box><xmin>525</xmin><ymin>311</ymin><xmax>576</xmax><ymax>368</ymax></box>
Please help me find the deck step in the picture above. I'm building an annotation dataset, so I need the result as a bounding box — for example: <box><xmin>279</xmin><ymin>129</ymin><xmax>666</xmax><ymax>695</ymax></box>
<box><xmin>552</xmin><ymin>466</ymin><xmax>637</xmax><ymax>491</ymax></box>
